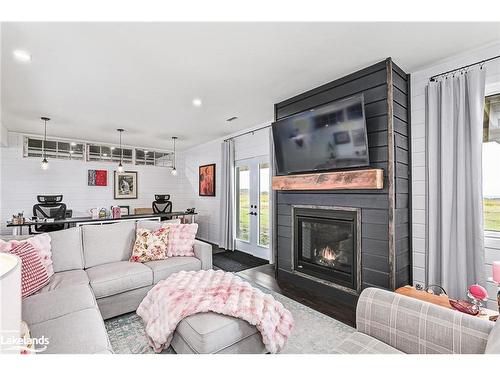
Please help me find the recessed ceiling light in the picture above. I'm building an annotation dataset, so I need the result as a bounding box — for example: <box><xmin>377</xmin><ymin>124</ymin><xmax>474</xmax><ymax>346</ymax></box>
<box><xmin>192</xmin><ymin>98</ymin><xmax>202</xmax><ymax>107</ymax></box>
<box><xmin>13</xmin><ymin>49</ymin><xmax>31</xmax><ymax>63</ymax></box>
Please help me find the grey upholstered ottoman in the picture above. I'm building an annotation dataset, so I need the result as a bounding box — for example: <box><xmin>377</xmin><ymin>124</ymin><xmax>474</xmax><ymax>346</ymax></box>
<box><xmin>171</xmin><ymin>312</ymin><xmax>267</xmax><ymax>354</ymax></box>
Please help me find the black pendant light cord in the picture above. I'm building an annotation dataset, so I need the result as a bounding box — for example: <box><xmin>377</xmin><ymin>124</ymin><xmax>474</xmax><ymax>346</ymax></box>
<box><xmin>43</xmin><ymin>119</ymin><xmax>47</xmax><ymax>159</ymax></box>
<box><xmin>120</xmin><ymin>130</ymin><xmax>123</xmax><ymax>164</ymax></box>
<box><xmin>41</xmin><ymin>116</ymin><xmax>50</xmax><ymax>160</ymax></box>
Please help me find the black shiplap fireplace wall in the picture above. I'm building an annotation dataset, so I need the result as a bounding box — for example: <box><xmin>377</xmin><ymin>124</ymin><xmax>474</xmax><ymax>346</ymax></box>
<box><xmin>273</xmin><ymin>58</ymin><xmax>411</xmax><ymax>307</ymax></box>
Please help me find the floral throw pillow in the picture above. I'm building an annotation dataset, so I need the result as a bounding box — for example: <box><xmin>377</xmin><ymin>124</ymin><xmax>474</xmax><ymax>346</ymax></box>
<box><xmin>164</xmin><ymin>223</ymin><xmax>198</xmax><ymax>257</ymax></box>
<box><xmin>130</xmin><ymin>227</ymin><xmax>170</xmax><ymax>263</ymax></box>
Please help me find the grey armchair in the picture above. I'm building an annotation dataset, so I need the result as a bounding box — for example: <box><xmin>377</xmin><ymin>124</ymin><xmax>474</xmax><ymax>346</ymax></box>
<box><xmin>333</xmin><ymin>287</ymin><xmax>499</xmax><ymax>354</ymax></box>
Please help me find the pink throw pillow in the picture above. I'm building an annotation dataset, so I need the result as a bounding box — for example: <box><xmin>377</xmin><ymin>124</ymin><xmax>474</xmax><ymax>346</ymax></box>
<box><xmin>0</xmin><ymin>234</ymin><xmax>54</xmax><ymax>279</ymax></box>
<box><xmin>10</xmin><ymin>242</ymin><xmax>50</xmax><ymax>298</ymax></box>
<box><xmin>164</xmin><ymin>223</ymin><xmax>198</xmax><ymax>257</ymax></box>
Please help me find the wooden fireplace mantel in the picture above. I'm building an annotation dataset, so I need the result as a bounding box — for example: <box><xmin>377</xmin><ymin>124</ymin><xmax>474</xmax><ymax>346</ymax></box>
<box><xmin>272</xmin><ymin>169</ymin><xmax>384</xmax><ymax>191</ymax></box>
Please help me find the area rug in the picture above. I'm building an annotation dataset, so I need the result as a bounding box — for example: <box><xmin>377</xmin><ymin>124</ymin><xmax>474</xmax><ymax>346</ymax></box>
<box><xmin>104</xmin><ymin>280</ymin><xmax>355</xmax><ymax>354</ymax></box>
<box><xmin>212</xmin><ymin>250</ymin><xmax>268</xmax><ymax>272</ymax></box>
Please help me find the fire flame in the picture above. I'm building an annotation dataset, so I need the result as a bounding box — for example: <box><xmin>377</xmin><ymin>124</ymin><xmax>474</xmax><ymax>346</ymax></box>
<box><xmin>319</xmin><ymin>246</ymin><xmax>336</xmax><ymax>261</ymax></box>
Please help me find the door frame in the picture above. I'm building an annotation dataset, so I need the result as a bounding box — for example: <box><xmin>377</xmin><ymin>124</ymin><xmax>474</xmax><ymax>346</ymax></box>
<box><xmin>234</xmin><ymin>155</ymin><xmax>271</xmax><ymax>261</ymax></box>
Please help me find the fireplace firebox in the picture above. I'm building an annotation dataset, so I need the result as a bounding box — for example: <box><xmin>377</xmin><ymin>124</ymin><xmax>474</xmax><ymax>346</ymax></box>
<box><xmin>292</xmin><ymin>206</ymin><xmax>361</xmax><ymax>294</ymax></box>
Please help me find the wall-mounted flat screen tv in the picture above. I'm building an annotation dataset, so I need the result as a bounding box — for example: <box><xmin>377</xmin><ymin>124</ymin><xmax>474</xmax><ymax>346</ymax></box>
<box><xmin>272</xmin><ymin>95</ymin><xmax>370</xmax><ymax>175</ymax></box>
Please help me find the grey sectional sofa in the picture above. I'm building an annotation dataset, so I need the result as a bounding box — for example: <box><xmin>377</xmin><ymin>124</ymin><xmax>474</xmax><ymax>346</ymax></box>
<box><xmin>2</xmin><ymin>220</ymin><xmax>212</xmax><ymax>354</ymax></box>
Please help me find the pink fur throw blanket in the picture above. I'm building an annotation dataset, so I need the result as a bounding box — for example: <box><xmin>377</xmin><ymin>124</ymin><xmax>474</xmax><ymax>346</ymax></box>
<box><xmin>137</xmin><ymin>269</ymin><xmax>294</xmax><ymax>353</ymax></box>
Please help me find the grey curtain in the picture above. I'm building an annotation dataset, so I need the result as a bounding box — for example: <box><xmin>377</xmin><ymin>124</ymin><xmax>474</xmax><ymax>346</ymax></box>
<box><xmin>269</xmin><ymin>128</ymin><xmax>276</xmax><ymax>264</ymax></box>
<box><xmin>219</xmin><ymin>139</ymin><xmax>235</xmax><ymax>250</ymax></box>
<box><xmin>426</xmin><ymin>68</ymin><xmax>486</xmax><ymax>299</ymax></box>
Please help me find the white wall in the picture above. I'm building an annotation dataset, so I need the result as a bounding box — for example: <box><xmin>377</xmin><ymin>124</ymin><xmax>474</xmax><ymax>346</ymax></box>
<box><xmin>179</xmin><ymin>139</ymin><xmax>222</xmax><ymax>245</ymax></box>
<box><xmin>0</xmin><ymin>132</ymin><xmax>185</xmax><ymax>235</ymax></box>
<box><xmin>234</xmin><ymin>129</ymin><xmax>270</xmax><ymax>162</ymax></box>
<box><xmin>0</xmin><ymin>123</ymin><xmax>272</xmax><ymax>250</ymax></box>
<box><xmin>410</xmin><ymin>41</ymin><xmax>500</xmax><ymax>309</ymax></box>
<box><xmin>179</xmin><ymin>126</ymin><xmax>271</xmax><ymax>247</ymax></box>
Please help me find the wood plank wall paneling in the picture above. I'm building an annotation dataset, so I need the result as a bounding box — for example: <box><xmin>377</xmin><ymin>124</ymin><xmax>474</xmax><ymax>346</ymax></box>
<box><xmin>392</xmin><ymin>61</ymin><xmax>411</xmax><ymax>287</ymax></box>
<box><xmin>273</xmin><ymin>58</ymin><xmax>411</xmax><ymax>302</ymax></box>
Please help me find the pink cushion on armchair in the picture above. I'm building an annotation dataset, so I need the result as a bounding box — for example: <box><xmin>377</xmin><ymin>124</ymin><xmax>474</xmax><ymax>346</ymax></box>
<box><xmin>164</xmin><ymin>223</ymin><xmax>198</xmax><ymax>257</ymax></box>
<box><xmin>10</xmin><ymin>242</ymin><xmax>50</xmax><ymax>298</ymax></box>
<box><xmin>0</xmin><ymin>233</ymin><xmax>54</xmax><ymax>278</ymax></box>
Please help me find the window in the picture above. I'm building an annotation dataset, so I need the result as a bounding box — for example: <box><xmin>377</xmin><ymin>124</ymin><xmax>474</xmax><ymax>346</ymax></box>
<box><xmin>135</xmin><ymin>149</ymin><xmax>173</xmax><ymax>167</ymax></box>
<box><xmin>87</xmin><ymin>144</ymin><xmax>133</xmax><ymax>163</ymax></box>
<box><xmin>483</xmin><ymin>93</ymin><xmax>500</xmax><ymax>231</ymax></box>
<box><xmin>236</xmin><ymin>165</ymin><xmax>250</xmax><ymax>241</ymax></box>
<box><xmin>24</xmin><ymin>137</ymin><xmax>85</xmax><ymax>160</ymax></box>
<box><xmin>258</xmin><ymin>162</ymin><xmax>270</xmax><ymax>247</ymax></box>
<box><xmin>24</xmin><ymin>136</ymin><xmax>171</xmax><ymax>168</ymax></box>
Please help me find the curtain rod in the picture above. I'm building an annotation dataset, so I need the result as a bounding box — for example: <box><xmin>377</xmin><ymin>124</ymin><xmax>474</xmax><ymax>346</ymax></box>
<box><xmin>429</xmin><ymin>54</ymin><xmax>500</xmax><ymax>82</ymax></box>
<box><xmin>223</xmin><ymin>123</ymin><xmax>271</xmax><ymax>142</ymax></box>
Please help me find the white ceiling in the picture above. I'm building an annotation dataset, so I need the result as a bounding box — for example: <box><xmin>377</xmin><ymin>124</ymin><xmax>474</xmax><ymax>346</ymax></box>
<box><xmin>1</xmin><ymin>22</ymin><xmax>499</xmax><ymax>150</ymax></box>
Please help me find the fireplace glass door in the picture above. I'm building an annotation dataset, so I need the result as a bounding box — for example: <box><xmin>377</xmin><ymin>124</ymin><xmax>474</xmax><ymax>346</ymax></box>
<box><xmin>294</xmin><ymin>208</ymin><xmax>358</xmax><ymax>290</ymax></box>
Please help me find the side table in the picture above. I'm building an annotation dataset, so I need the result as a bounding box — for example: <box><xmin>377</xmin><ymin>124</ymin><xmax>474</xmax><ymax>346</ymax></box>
<box><xmin>395</xmin><ymin>285</ymin><xmax>498</xmax><ymax>322</ymax></box>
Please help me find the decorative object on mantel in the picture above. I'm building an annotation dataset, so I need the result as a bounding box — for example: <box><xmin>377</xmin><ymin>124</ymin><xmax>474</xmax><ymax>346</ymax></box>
<box><xmin>449</xmin><ymin>299</ymin><xmax>480</xmax><ymax>316</ymax></box>
<box><xmin>11</xmin><ymin>212</ymin><xmax>25</xmax><ymax>225</ymax></box>
<box><xmin>199</xmin><ymin>163</ymin><xmax>216</xmax><ymax>196</ymax></box>
<box><xmin>467</xmin><ymin>284</ymin><xmax>489</xmax><ymax>315</ymax></box>
<box><xmin>119</xmin><ymin>205</ymin><xmax>130</xmax><ymax>216</ymax></box>
<box><xmin>89</xmin><ymin>208</ymin><xmax>99</xmax><ymax>219</ymax></box>
<box><xmin>114</xmin><ymin>171</ymin><xmax>138</xmax><ymax>199</ymax></box>
<box><xmin>271</xmin><ymin>168</ymin><xmax>384</xmax><ymax>191</ymax></box>
<box><xmin>111</xmin><ymin>206</ymin><xmax>122</xmax><ymax>219</ymax></box>
<box><xmin>87</xmin><ymin>169</ymin><xmax>107</xmax><ymax>186</ymax></box>
<box><xmin>40</xmin><ymin>117</ymin><xmax>50</xmax><ymax>170</ymax></box>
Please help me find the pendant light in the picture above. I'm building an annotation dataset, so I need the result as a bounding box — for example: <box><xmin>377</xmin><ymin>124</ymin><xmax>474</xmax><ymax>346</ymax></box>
<box><xmin>116</xmin><ymin>128</ymin><xmax>125</xmax><ymax>173</ymax></box>
<box><xmin>41</xmin><ymin>117</ymin><xmax>50</xmax><ymax>170</ymax></box>
<box><xmin>171</xmin><ymin>136</ymin><xmax>178</xmax><ymax>176</ymax></box>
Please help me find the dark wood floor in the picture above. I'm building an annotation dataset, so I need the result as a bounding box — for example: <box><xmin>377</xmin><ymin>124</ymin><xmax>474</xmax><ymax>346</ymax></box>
<box><xmin>238</xmin><ymin>264</ymin><xmax>356</xmax><ymax>327</ymax></box>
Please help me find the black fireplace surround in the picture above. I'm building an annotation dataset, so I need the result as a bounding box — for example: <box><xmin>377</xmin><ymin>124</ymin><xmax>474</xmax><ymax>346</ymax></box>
<box><xmin>274</xmin><ymin>59</ymin><xmax>411</xmax><ymax>325</ymax></box>
<box><xmin>292</xmin><ymin>206</ymin><xmax>361</xmax><ymax>293</ymax></box>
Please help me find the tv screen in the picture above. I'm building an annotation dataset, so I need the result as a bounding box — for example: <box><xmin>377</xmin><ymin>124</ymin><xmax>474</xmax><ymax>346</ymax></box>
<box><xmin>272</xmin><ymin>95</ymin><xmax>370</xmax><ymax>175</ymax></box>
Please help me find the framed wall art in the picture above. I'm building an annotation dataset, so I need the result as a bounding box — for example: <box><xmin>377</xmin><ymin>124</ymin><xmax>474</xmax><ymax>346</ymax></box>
<box><xmin>199</xmin><ymin>163</ymin><xmax>216</xmax><ymax>196</ymax></box>
<box><xmin>88</xmin><ymin>169</ymin><xmax>107</xmax><ymax>186</ymax></box>
<box><xmin>114</xmin><ymin>171</ymin><xmax>138</xmax><ymax>199</ymax></box>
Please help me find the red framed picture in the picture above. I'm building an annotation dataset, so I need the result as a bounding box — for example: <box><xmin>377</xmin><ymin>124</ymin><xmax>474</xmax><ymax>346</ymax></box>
<box><xmin>88</xmin><ymin>170</ymin><xmax>107</xmax><ymax>186</ymax></box>
<box><xmin>199</xmin><ymin>164</ymin><xmax>216</xmax><ymax>196</ymax></box>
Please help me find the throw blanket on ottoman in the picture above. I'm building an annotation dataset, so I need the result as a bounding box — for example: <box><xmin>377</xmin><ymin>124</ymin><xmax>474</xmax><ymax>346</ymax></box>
<box><xmin>137</xmin><ymin>269</ymin><xmax>294</xmax><ymax>353</ymax></box>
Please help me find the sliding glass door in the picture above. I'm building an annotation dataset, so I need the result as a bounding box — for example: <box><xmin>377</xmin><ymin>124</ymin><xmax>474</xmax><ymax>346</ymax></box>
<box><xmin>235</xmin><ymin>156</ymin><xmax>271</xmax><ymax>260</ymax></box>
